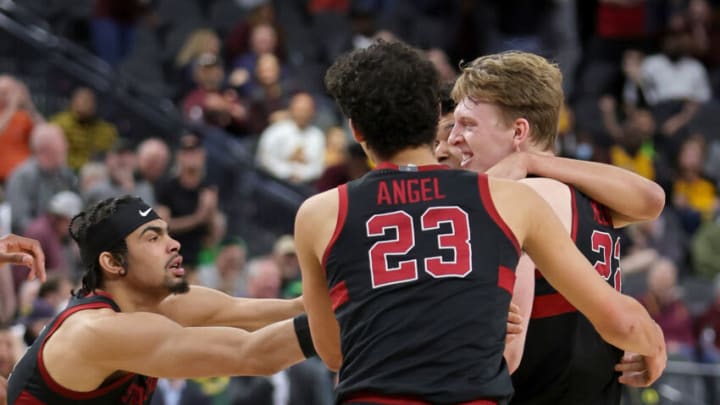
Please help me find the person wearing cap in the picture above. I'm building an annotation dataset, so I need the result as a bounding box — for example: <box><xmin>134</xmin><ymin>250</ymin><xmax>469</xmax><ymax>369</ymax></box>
<box><xmin>19</xmin><ymin>190</ymin><xmax>82</xmax><ymax>283</ymax></box>
<box><xmin>7</xmin><ymin>195</ymin><xmax>317</xmax><ymax>404</ymax></box>
<box><xmin>272</xmin><ymin>234</ymin><xmax>302</xmax><ymax>298</ymax></box>
<box><xmin>156</xmin><ymin>133</ymin><xmax>218</xmax><ymax>277</ymax></box>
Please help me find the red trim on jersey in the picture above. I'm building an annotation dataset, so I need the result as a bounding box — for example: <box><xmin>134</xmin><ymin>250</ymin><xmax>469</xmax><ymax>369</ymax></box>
<box><xmin>498</xmin><ymin>265</ymin><xmax>515</xmax><ymax>294</ymax></box>
<box><xmin>322</xmin><ymin>184</ymin><xmax>349</xmax><ymax>271</ymax></box>
<box><xmin>477</xmin><ymin>174</ymin><xmax>521</xmax><ymax>256</ymax></box>
<box><xmin>531</xmin><ymin>293</ymin><xmax>577</xmax><ymax>319</ymax></box>
<box><xmin>569</xmin><ymin>185</ymin><xmax>578</xmax><ymax>242</ymax></box>
<box><xmin>345</xmin><ymin>394</ymin><xmax>497</xmax><ymax>405</ymax></box>
<box><xmin>15</xmin><ymin>390</ymin><xmax>44</xmax><ymax>404</ymax></box>
<box><xmin>329</xmin><ymin>281</ymin><xmax>350</xmax><ymax>311</ymax></box>
<box><xmin>374</xmin><ymin>162</ymin><xmax>449</xmax><ymax>172</ymax></box>
<box><xmin>37</xmin><ymin>301</ymin><xmax>136</xmax><ymax>399</ymax></box>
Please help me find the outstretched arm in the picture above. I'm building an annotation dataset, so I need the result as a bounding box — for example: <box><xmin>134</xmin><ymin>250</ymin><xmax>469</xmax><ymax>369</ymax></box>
<box><xmin>487</xmin><ymin>152</ymin><xmax>665</xmax><ymax>228</ymax></box>
<box><xmin>159</xmin><ymin>285</ymin><xmax>304</xmax><ymax>330</ymax></box>
<box><xmin>82</xmin><ymin>313</ymin><xmax>307</xmax><ymax>380</ymax></box>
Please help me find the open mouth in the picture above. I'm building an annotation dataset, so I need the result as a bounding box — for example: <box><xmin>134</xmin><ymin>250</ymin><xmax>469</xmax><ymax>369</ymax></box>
<box><xmin>167</xmin><ymin>255</ymin><xmax>185</xmax><ymax>276</ymax></box>
<box><xmin>460</xmin><ymin>153</ymin><xmax>473</xmax><ymax>168</ymax></box>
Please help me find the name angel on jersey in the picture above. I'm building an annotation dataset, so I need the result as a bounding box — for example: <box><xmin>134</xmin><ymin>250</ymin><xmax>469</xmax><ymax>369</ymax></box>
<box><xmin>377</xmin><ymin>178</ymin><xmax>446</xmax><ymax>205</ymax></box>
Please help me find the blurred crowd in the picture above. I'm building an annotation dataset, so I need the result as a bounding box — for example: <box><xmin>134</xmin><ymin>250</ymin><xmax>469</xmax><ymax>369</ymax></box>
<box><xmin>0</xmin><ymin>0</ymin><xmax>720</xmax><ymax>403</ymax></box>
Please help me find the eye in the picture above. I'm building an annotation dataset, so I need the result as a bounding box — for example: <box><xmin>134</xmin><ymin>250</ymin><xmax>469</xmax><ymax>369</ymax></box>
<box><xmin>149</xmin><ymin>235</ymin><xmax>159</xmax><ymax>242</ymax></box>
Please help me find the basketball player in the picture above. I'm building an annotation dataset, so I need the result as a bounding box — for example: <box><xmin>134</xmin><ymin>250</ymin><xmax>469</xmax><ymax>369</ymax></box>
<box><xmin>449</xmin><ymin>51</ymin><xmax>664</xmax><ymax>403</ymax></box>
<box><xmin>0</xmin><ymin>233</ymin><xmax>45</xmax><ymax>281</ymax></box>
<box><xmin>7</xmin><ymin>196</ymin><xmax>316</xmax><ymax>404</ymax></box>
<box><xmin>297</xmin><ymin>41</ymin><xmax>665</xmax><ymax>405</ymax></box>
<box><xmin>434</xmin><ymin>82</ymin><xmax>462</xmax><ymax>169</ymax></box>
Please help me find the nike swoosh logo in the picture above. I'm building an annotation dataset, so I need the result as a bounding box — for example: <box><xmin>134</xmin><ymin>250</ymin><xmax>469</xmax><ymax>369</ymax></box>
<box><xmin>139</xmin><ymin>208</ymin><xmax>152</xmax><ymax>217</ymax></box>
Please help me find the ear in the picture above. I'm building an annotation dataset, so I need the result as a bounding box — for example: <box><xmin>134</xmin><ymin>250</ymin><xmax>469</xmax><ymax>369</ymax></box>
<box><xmin>511</xmin><ymin>118</ymin><xmax>531</xmax><ymax>151</ymax></box>
<box><xmin>98</xmin><ymin>251</ymin><xmax>125</xmax><ymax>276</ymax></box>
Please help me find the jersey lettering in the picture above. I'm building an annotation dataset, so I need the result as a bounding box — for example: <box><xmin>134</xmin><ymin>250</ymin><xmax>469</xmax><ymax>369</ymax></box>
<box><xmin>367</xmin><ymin>207</ymin><xmax>471</xmax><ymax>288</ymax></box>
<box><xmin>590</xmin><ymin>230</ymin><xmax>621</xmax><ymax>291</ymax></box>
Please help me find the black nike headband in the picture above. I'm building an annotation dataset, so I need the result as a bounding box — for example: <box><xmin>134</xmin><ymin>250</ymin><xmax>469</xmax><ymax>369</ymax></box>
<box><xmin>86</xmin><ymin>197</ymin><xmax>160</xmax><ymax>254</ymax></box>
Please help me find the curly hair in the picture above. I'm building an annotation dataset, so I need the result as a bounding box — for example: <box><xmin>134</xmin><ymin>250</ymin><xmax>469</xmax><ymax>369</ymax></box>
<box><xmin>325</xmin><ymin>40</ymin><xmax>440</xmax><ymax>160</ymax></box>
<box><xmin>453</xmin><ymin>51</ymin><xmax>564</xmax><ymax>151</ymax></box>
<box><xmin>69</xmin><ymin>196</ymin><xmax>132</xmax><ymax>297</ymax></box>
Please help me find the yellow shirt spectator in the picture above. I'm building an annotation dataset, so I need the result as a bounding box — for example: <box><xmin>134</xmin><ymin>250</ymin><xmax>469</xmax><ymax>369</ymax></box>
<box><xmin>50</xmin><ymin>87</ymin><xmax>118</xmax><ymax>171</ymax></box>
<box><xmin>610</xmin><ymin>143</ymin><xmax>655</xmax><ymax>180</ymax></box>
<box><xmin>673</xmin><ymin>177</ymin><xmax>718</xmax><ymax>221</ymax></box>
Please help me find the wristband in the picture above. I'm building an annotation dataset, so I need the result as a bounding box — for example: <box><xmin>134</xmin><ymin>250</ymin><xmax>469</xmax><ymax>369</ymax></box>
<box><xmin>293</xmin><ymin>313</ymin><xmax>317</xmax><ymax>358</ymax></box>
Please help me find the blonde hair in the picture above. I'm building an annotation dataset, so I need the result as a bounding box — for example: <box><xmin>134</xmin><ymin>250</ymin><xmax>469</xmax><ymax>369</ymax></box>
<box><xmin>176</xmin><ymin>29</ymin><xmax>220</xmax><ymax>67</ymax></box>
<box><xmin>452</xmin><ymin>51</ymin><xmax>564</xmax><ymax>151</ymax></box>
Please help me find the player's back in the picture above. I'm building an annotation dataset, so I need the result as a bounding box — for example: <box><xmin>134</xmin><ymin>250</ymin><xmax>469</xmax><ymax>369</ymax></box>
<box><xmin>510</xmin><ymin>186</ymin><xmax>623</xmax><ymax>405</ymax></box>
<box><xmin>324</xmin><ymin>163</ymin><xmax>520</xmax><ymax>405</ymax></box>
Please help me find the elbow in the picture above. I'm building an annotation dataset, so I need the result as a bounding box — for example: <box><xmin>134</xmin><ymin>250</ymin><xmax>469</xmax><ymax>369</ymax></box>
<box><xmin>319</xmin><ymin>349</ymin><xmax>343</xmax><ymax>372</ymax></box>
<box><xmin>640</xmin><ymin>182</ymin><xmax>666</xmax><ymax>221</ymax></box>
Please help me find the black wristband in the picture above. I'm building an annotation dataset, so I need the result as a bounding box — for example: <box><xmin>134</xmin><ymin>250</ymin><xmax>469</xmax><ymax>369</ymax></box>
<box><xmin>293</xmin><ymin>313</ymin><xmax>317</xmax><ymax>358</ymax></box>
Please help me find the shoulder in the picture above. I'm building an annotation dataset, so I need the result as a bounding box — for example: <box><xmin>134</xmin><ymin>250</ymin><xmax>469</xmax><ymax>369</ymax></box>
<box><xmin>519</xmin><ymin>178</ymin><xmax>570</xmax><ymax>204</ymax></box>
<box><xmin>297</xmin><ymin>188</ymin><xmax>339</xmax><ymax>222</ymax></box>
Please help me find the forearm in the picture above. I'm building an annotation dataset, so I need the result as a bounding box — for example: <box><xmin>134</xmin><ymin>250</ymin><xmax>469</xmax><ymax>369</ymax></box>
<box><xmin>212</xmin><ymin>297</ymin><xmax>305</xmax><ymax>331</ymax></box>
<box><xmin>238</xmin><ymin>319</ymin><xmax>306</xmax><ymax>375</ymax></box>
<box><xmin>596</xmin><ymin>295</ymin><xmax>665</xmax><ymax>358</ymax></box>
<box><xmin>526</xmin><ymin>154</ymin><xmax>665</xmax><ymax>226</ymax></box>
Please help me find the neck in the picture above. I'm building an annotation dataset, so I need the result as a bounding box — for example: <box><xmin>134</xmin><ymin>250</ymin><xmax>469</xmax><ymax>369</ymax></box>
<box><xmin>371</xmin><ymin>146</ymin><xmax>438</xmax><ymax>167</ymax></box>
<box><xmin>99</xmin><ymin>284</ymin><xmax>168</xmax><ymax>314</ymax></box>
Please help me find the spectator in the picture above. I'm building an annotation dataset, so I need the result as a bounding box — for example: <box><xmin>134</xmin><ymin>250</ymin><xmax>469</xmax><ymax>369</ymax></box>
<box><xmin>174</xmin><ymin>29</ymin><xmax>222</xmax><ymax>100</ymax></box>
<box><xmin>20</xmin><ymin>298</ymin><xmax>55</xmax><ymax>347</ymax></box>
<box><xmin>19</xmin><ymin>191</ymin><xmax>82</xmax><ymax>284</ymax></box>
<box><xmin>691</xmin><ymin>216</ymin><xmax>720</xmax><ymax>280</ymax></box>
<box><xmin>315</xmin><ymin>142</ymin><xmax>371</xmax><ymax>192</ymax></box>
<box><xmin>83</xmin><ymin>139</ymin><xmax>154</xmax><ymax>207</ymax></box>
<box><xmin>78</xmin><ymin>161</ymin><xmax>109</xmax><ymax>196</ymax></box>
<box><xmin>90</xmin><ymin>0</ymin><xmax>149</xmax><ymax>66</ymax></box>
<box><xmin>199</xmin><ymin>236</ymin><xmax>248</xmax><ymax>297</ymax></box>
<box><xmin>639</xmin><ymin>258</ymin><xmax>696</xmax><ymax>359</ymax></box>
<box><xmin>136</xmin><ymin>137</ymin><xmax>171</xmax><ymax>186</ymax></box>
<box><xmin>0</xmin><ymin>75</ymin><xmax>35</xmax><ymax>184</ymax></box>
<box><xmin>246</xmin><ymin>53</ymin><xmax>297</xmax><ymax>134</ymax></box>
<box><xmin>37</xmin><ymin>273</ymin><xmax>73</xmax><ymax>313</ymax></box>
<box><xmin>622</xmin><ymin>208</ymin><xmax>690</xmax><ymax>276</ymax></box>
<box><xmin>270</xmin><ymin>235</ymin><xmax>302</xmax><ymax>299</ymax></box>
<box><xmin>6</xmin><ymin>124</ymin><xmax>78</xmax><ymax>234</ymax></box>
<box><xmin>256</xmin><ymin>92</ymin><xmax>326</xmax><ymax>185</ymax></box>
<box><xmin>604</xmin><ymin>106</ymin><xmax>658</xmax><ymax>181</ymax></box>
<box><xmin>155</xmin><ymin>133</ymin><xmax>218</xmax><ymax>276</ymax></box>
<box><xmin>672</xmin><ymin>135</ymin><xmax>718</xmax><ymax>234</ymax></box>
<box><xmin>631</xmin><ymin>27</ymin><xmax>712</xmax><ymax>147</ymax></box>
<box><xmin>231</xmin><ymin>23</ymin><xmax>286</xmax><ymax>96</ymax></box>
<box><xmin>225</xmin><ymin>3</ymin><xmax>285</xmax><ymax>62</ymax></box>
<box><xmin>51</xmin><ymin>87</ymin><xmax>119</xmax><ymax>171</ymax></box>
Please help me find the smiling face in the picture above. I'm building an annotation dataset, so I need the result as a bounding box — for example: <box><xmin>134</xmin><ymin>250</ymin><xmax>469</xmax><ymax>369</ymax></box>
<box><xmin>122</xmin><ymin>219</ymin><xmax>189</xmax><ymax>295</ymax></box>
<box><xmin>448</xmin><ymin>98</ymin><xmax>516</xmax><ymax>172</ymax></box>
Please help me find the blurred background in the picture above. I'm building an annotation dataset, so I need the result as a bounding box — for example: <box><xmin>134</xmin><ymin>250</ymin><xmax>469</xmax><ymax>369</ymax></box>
<box><xmin>0</xmin><ymin>0</ymin><xmax>719</xmax><ymax>403</ymax></box>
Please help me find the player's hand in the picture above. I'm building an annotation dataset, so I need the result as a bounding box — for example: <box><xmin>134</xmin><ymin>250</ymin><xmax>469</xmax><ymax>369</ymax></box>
<box><xmin>486</xmin><ymin>152</ymin><xmax>529</xmax><ymax>181</ymax></box>
<box><xmin>505</xmin><ymin>303</ymin><xmax>523</xmax><ymax>343</ymax></box>
<box><xmin>0</xmin><ymin>234</ymin><xmax>46</xmax><ymax>282</ymax></box>
<box><xmin>616</xmin><ymin>347</ymin><xmax>666</xmax><ymax>387</ymax></box>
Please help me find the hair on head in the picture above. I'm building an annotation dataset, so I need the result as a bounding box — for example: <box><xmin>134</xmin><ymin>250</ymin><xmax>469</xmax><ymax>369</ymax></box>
<box><xmin>324</xmin><ymin>40</ymin><xmax>440</xmax><ymax>160</ymax></box>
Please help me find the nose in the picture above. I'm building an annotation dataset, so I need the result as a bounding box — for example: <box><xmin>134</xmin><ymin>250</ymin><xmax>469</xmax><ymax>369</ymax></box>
<box><xmin>169</xmin><ymin>237</ymin><xmax>181</xmax><ymax>253</ymax></box>
<box><xmin>448</xmin><ymin>125</ymin><xmax>461</xmax><ymax>146</ymax></box>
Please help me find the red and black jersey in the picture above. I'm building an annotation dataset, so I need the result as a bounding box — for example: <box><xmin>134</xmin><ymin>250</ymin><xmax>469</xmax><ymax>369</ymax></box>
<box><xmin>510</xmin><ymin>186</ymin><xmax>623</xmax><ymax>405</ymax></box>
<box><xmin>7</xmin><ymin>293</ymin><xmax>158</xmax><ymax>405</ymax></box>
<box><xmin>324</xmin><ymin>163</ymin><xmax>520</xmax><ymax>405</ymax></box>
